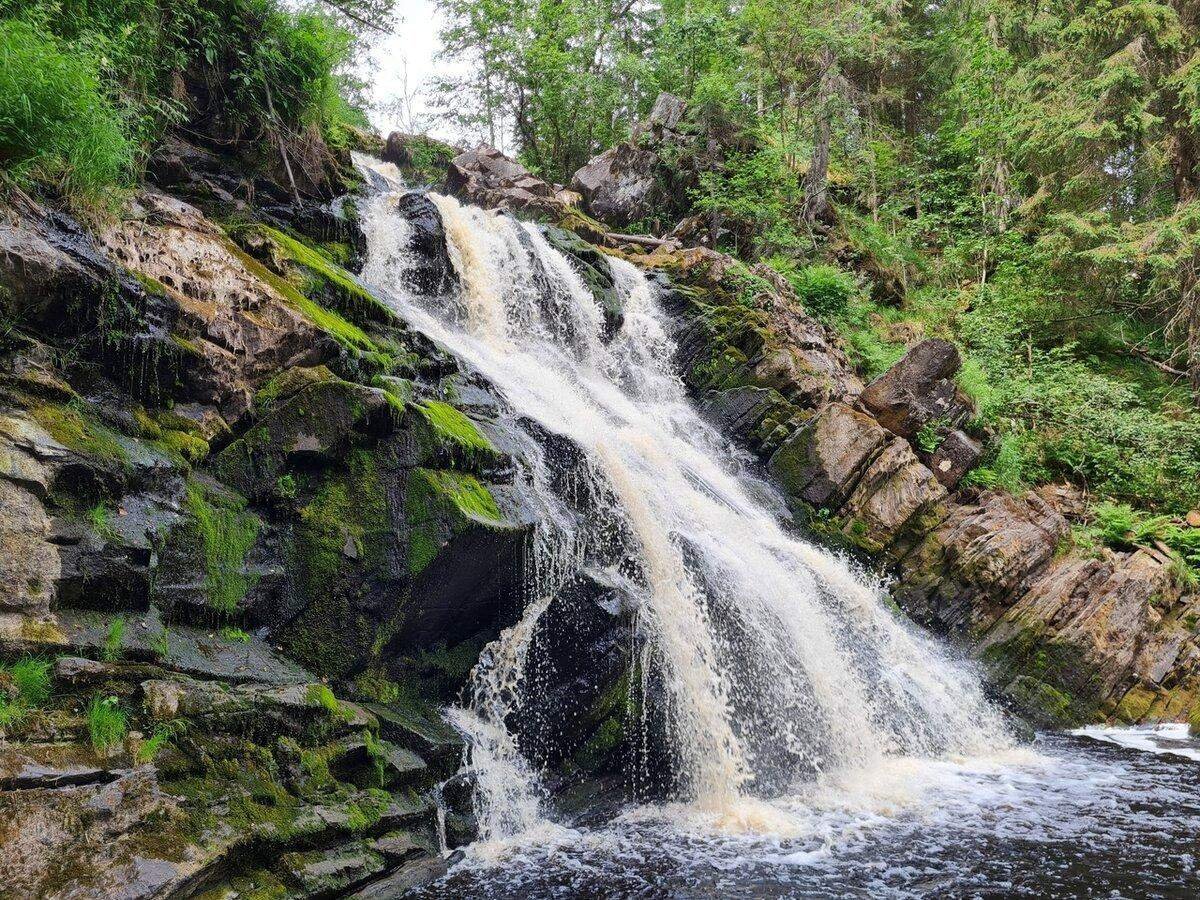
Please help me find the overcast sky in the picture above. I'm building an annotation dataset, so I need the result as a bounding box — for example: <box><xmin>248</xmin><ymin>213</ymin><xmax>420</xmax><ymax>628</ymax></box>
<box><xmin>358</xmin><ymin>0</ymin><xmax>460</xmax><ymax>141</ymax></box>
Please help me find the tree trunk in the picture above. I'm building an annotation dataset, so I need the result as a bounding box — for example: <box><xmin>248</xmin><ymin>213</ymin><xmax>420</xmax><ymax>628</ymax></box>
<box><xmin>802</xmin><ymin>46</ymin><xmax>836</xmax><ymax>224</ymax></box>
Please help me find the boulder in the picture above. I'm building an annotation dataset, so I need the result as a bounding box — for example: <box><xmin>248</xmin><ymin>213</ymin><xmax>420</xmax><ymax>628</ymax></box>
<box><xmin>381</xmin><ymin>132</ymin><xmax>457</xmax><ymax>186</ymax></box>
<box><xmin>570</xmin><ymin>143</ymin><xmax>661</xmax><ymax>227</ymax></box>
<box><xmin>768</xmin><ymin>402</ymin><xmax>888</xmax><ymax>509</ymax></box>
<box><xmin>859</xmin><ymin>338</ymin><xmax>974</xmax><ymax>439</ymax></box>
<box><xmin>841</xmin><ymin>440</ymin><xmax>948</xmax><ymax>553</ymax></box>
<box><xmin>445</xmin><ymin>146</ymin><xmax>576</xmax><ymax>217</ymax></box>
<box><xmin>393</xmin><ymin>192</ymin><xmax>458</xmax><ymax>297</ymax></box>
<box><xmin>978</xmin><ymin>549</ymin><xmax>1176</xmax><ymax>720</ymax></box>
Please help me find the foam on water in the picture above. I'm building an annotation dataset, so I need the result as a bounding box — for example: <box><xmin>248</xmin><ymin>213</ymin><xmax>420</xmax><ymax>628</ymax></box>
<box><xmin>1073</xmin><ymin>722</ymin><xmax>1200</xmax><ymax>762</ymax></box>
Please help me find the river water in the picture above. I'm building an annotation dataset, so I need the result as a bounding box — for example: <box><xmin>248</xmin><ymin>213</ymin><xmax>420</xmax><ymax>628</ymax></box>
<box><xmin>352</xmin><ymin>158</ymin><xmax>1200</xmax><ymax>898</ymax></box>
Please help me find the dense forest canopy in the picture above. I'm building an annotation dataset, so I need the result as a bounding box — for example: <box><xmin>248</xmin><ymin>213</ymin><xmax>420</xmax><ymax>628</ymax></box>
<box><xmin>1</xmin><ymin>0</ymin><xmax>1199</xmax><ymax>556</ymax></box>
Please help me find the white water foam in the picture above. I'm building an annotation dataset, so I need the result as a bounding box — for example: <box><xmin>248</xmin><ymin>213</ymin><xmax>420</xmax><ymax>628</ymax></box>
<box><xmin>354</xmin><ymin>162</ymin><xmax>1018</xmax><ymax>846</ymax></box>
<box><xmin>1073</xmin><ymin>722</ymin><xmax>1200</xmax><ymax>762</ymax></box>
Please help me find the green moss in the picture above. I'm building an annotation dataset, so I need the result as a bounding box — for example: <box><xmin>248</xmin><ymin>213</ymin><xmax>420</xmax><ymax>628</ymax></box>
<box><xmin>185</xmin><ymin>479</ymin><xmax>260</xmax><ymax>616</ymax></box>
<box><xmin>415</xmin><ymin>399</ymin><xmax>496</xmax><ymax>460</ymax></box>
<box><xmin>30</xmin><ymin>402</ymin><xmax>128</xmax><ymax>466</ymax></box>
<box><xmin>404</xmin><ymin>467</ymin><xmax>504</xmax><ymax>575</ymax></box>
<box><xmin>981</xmin><ymin>620</ymin><xmax>1101</xmax><ymax>724</ymax></box>
<box><xmin>254</xmin><ymin>365</ymin><xmax>334</xmax><ymax>410</ymax></box>
<box><xmin>305</xmin><ymin>684</ymin><xmax>352</xmax><ymax>723</ymax></box>
<box><xmin>255</xmin><ymin>225</ymin><xmax>396</xmax><ymax>326</ymax></box>
<box><xmin>223</xmin><ymin>237</ymin><xmax>388</xmax><ymax>358</ymax></box>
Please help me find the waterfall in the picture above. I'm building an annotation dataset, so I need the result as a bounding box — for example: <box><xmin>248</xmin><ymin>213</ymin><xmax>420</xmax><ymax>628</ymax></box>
<box><xmin>354</xmin><ymin>162</ymin><xmax>1013</xmax><ymax>842</ymax></box>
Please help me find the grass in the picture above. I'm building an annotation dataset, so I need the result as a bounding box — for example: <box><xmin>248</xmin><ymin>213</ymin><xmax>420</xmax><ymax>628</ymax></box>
<box><xmin>102</xmin><ymin>617</ymin><xmax>125</xmax><ymax>662</ymax></box>
<box><xmin>150</xmin><ymin>627</ymin><xmax>170</xmax><ymax>660</ymax></box>
<box><xmin>0</xmin><ymin>19</ymin><xmax>131</xmax><ymax>205</ymax></box>
<box><xmin>0</xmin><ymin>657</ymin><xmax>52</xmax><ymax>731</ymax></box>
<box><xmin>87</xmin><ymin>695</ymin><xmax>127</xmax><ymax>752</ymax></box>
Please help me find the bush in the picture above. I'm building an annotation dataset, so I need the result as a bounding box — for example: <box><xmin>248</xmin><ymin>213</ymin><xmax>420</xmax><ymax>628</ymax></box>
<box><xmin>789</xmin><ymin>263</ymin><xmax>856</xmax><ymax>320</ymax></box>
<box><xmin>0</xmin><ymin>19</ymin><xmax>132</xmax><ymax>202</ymax></box>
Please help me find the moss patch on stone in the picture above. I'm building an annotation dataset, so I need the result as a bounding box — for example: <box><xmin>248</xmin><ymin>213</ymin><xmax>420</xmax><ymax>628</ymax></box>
<box><xmin>404</xmin><ymin>467</ymin><xmax>504</xmax><ymax>576</ymax></box>
<box><xmin>184</xmin><ymin>479</ymin><xmax>260</xmax><ymax>616</ymax></box>
<box><xmin>253</xmin><ymin>224</ymin><xmax>397</xmax><ymax>328</ymax></box>
<box><xmin>414</xmin><ymin>399</ymin><xmax>496</xmax><ymax>463</ymax></box>
<box><xmin>30</xmin><ymin>401</ymin><xmax>129</xmax><ymax>467</ymax></box>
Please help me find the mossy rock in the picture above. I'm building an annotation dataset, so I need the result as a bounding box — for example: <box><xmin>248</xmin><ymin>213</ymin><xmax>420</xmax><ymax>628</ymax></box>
<box><xmin>981</xmin><ymin>620</ymin><xmax>1102</xmax><ymax>725</ymax></box>
<box><xmin>234</xmin><ymin>223</ymin><xmax>399</xmax><ymax>330</ymax></box>
<box><xmin>275</xmin><ymin>451</ymin><xmax>401</xmax><ymax>678</ymax></box>
<box><xmin>211</xmin><ymin>378</ymin><xmax>392</xmax><ymax>498</ymax></box>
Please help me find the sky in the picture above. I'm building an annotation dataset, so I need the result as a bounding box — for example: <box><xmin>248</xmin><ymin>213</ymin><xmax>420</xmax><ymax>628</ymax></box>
<box><xmin>358</xmin><ymin>0</ymin><xmax>461</xmax><ymax>142</ymax></box>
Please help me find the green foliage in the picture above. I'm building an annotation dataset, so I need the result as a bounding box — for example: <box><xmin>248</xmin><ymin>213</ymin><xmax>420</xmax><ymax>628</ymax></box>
<box><xmin>103</xmin><ymin>617</ymin><xmax>125</xmax><ymax>662</ymax></box>
<box><xmin>219</xmin><ymin>626</ymin><xmax>251</xmax><ymax>644</ymax></box>
<box><xmin>0</xmin><ymin>19</ymin><xmax>132</xmax><ymax>204</ymax></box>
<box><xmin>783</xmin><ymin>263</ymin><xmax>856</xmax><ymax>321</ymax></box>
<box><xmin>0</xmin><ymin>656</ymin><xmax>52</xmax><ymax>731</ymax></box>
<box><xmin>3</xmin><ymin>0</ymin><xmax>371</xmax><ymax>202</ymax></box>
<box><xmin>185</xmin><ymin>480</ymin><xmax>260</xmax><ymax>616</ymax></box>
<box><xmin>87</xmin><ymin>694</ymin><xmax>127</xmax><ymax>752</ymax></box>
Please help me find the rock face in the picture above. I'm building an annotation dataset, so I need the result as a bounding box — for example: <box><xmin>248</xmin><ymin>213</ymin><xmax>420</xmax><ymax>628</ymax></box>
<box><xmin>0</xmin><ymin>138</ymin><xmax>603</xmax><ymax>898</ymax></box>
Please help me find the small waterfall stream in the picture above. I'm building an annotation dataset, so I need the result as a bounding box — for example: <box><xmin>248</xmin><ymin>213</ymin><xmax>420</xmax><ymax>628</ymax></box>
<box><xmin>353</xmin><ymin>158</ymin><xmax>1014</xmax><ymax>845</ymax></box>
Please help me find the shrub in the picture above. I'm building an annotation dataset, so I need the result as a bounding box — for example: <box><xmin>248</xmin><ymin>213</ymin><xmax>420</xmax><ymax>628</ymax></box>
<box><xmin>87</xmin><ymin>694</ymin><xmax>127</xmax><ymax>752</ymax></box>
<box><xmin>788</xmin><ymin>264</ymin><xmax>857</xmax><ymax>321</ymax></box>
<box><xmin>0</xmin><ymin>19</ymin><xmax>131</xmax><ymax>202</ymax></box>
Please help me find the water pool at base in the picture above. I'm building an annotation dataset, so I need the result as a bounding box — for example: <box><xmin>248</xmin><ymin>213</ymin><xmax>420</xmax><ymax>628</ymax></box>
<box><xmin>410</xmin><ymin>732</ymin><xmax>1200</xmax><ymax>899</ymax></box>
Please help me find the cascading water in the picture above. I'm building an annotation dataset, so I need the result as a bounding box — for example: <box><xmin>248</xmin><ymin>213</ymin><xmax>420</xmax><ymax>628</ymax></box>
<box><xmin>353</xmin><ymin>157</ymin><xmax>1014</xmax><ymax>842</ymax></box>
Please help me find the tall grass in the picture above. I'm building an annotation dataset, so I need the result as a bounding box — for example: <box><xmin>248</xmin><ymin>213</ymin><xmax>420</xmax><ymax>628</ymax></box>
<box><xmin>0</xmin><ymin>19</ymin><xmax>131</xmax><ymax>203</ymax></box>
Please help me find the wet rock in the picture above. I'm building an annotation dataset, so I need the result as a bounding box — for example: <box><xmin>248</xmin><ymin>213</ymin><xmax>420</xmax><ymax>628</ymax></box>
<box><xmin>980</xmin><ymin>549</ymin><xmax>1174</xmax><ymax>715</ymax></box>
<box><xmin>210</xmin><ymin>375</ymin><xmax>392</xmax><ymax>498</ymax></box>
<box><xmin>541</xmin><ymin>225</ymin><xmax>623</xmax><ymax>337</ymax></box>
<box><xmin>394</xmin><ymin>192</ymin><xmax>458</xmax><ymax>297</ymax></box>
<box><xmin>768</xmin><ymin>402</ymin><xmax>888</xmax><ymax>509</ymax></box>
<box><xmin>101</xmin><ymin>192</ymin><xmax>333</xmax><ymax>423</ymax></box>
<box><xmin>343</xmin><ymin>856</ymin><xmax>449</xmax><ymax>899</ymax></box>
<box><xmin>279</xmin><ymin>843</ymin><xmax>389</xmax><ymax>896</ymax></box>
<box><xmin>859</xmin><ymin>338</ymin><xmax>974</xmax><ymax>439</ymax></box>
